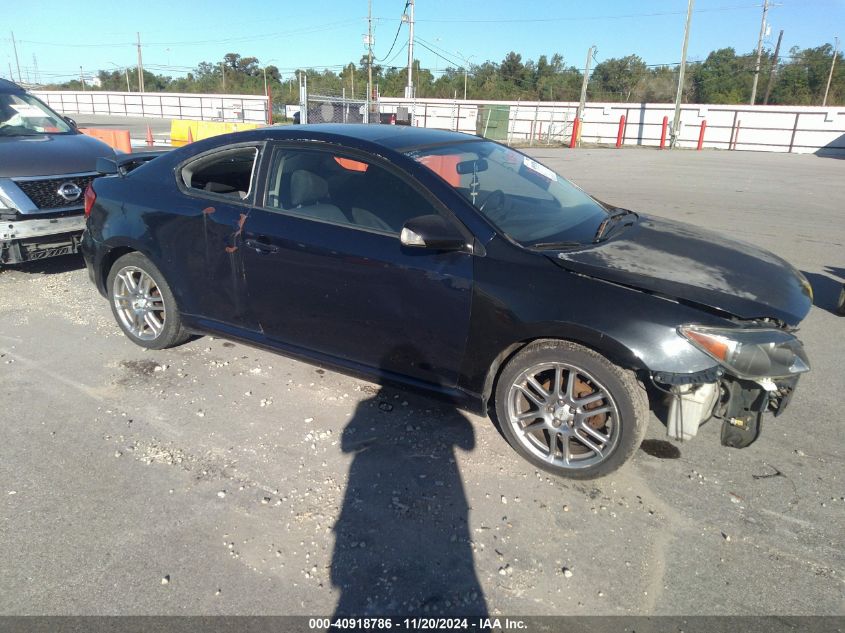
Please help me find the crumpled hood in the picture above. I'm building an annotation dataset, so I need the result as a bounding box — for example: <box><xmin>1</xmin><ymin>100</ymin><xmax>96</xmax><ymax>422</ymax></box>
<box><xmin>0</xmin><ymin>133</ymin><xmax>115</xmax><ymax>177</ymax></box>
<box><xmin>552</xmin><ymin>215</ymin><xmax>813</xmax><ymax>326</ymax></box>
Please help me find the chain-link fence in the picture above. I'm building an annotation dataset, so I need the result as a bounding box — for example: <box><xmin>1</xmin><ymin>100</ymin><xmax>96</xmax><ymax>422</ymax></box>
<box><xmin>298</xmin><ymin>80</ymin><xmax>581</xmax><ymax>145</ymax></box>
<box><xmin>298</xmin><ymin>75</ymin><xmax>414</xmax><ymax>125</ymax></box>
<box><xmin>377</xmin><ymin>99</ymin><xmax>577</xmax><ymax>145</ymax></box>
<box><xmin>303</xmin><ymin>94</ymin><xmax>369</xmax><ymax>124</ymax></box>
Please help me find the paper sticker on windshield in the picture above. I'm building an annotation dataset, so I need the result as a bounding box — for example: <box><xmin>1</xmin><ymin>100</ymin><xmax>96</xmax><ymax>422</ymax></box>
<box><xmin>10</xmin><ymin>104</ymin><xmax>47</xmax><ymax>118</ymax></box>
<box><xmin>523</xmin><ymin>157</ymin><xmax>557</xmax><ymax>182</ymax></box>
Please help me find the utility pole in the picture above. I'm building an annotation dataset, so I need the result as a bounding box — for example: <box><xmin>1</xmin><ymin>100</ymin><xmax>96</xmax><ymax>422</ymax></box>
<box><xmin>823</xmin><ymin>37</ymin><xmax>840</xmax><ymax>107</ymax></box>
<box><xmin>763</xmin><ymin>29</ymin><xmax>783</xmax><ymax>105</ymax></box>
<box><xmin>576</xmin><ymin>45</ymin><xmax>595</xmax><ymax>122</ymax></box>
<box><xmin>32</xmin><ymin>54</ymin><xmax>39</xmax><ymax>85</ymax></box>
<box><xmin>367</xmin><ymin>0</ymin><xmax>374</xmax><ymax>121</ymax></box>
<box><xmin>80</xmin><ymin>66</ymin><xmax>86</xmax><ymax>91</ymax></box>
<box><xmin>749</xmin><ymin>0</ymin><xmax>769</xmax><ymax>105</ymax></box>
<box><xmin>404</xmin><ymin>0</ymin><xmax>415</xmax><ymax>99</ymax></box>
<box><xmin>125</xmin><ymin>68</ymin><xmax>131</xmax><ymax>92</ymax></box>
<box><xmin>221</xmin><ymin>61</ymin><xmax>226</xmax><ymax>91</ymax></box>
<box><xmin>10</xmin><ymin>31</ymin><xmax>22</xmax><ymax>83</ymax></box>
<box><xmin>136</xmin><ymin>32</ymin><xmax>145</xmax><ymax>93</ymax></box>
<box><xmin>671</xmin><ymin>0</ymin><xmax>695</xmax><ymax>148</ymax></box>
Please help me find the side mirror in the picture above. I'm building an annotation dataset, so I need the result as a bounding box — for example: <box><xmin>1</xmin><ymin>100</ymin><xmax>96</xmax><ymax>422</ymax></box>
<box><xmin>95</xmin><ymin>157</ymin><xmax>119</xmax><ymax>175</ymax></box>
<box><xmin>400</xmin><ymin>214</ymin><xmax>466</xmax><ymax>251</ymax></box>
<box><xmin>64</xmin><ymin>116</ymin><xmax>77</xmax><ymax>129</ymax></box>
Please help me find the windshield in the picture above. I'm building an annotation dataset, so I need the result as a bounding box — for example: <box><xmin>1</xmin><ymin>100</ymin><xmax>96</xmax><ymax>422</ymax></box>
<box><xmin>406</xmin><ymin>140</ymin><xmax>608</xmax><ymax>246</ymax></box>
<box><xmin>0</xmin><ymin>93</ymin><xmax>73</xmax><ymax>136</ymax></box>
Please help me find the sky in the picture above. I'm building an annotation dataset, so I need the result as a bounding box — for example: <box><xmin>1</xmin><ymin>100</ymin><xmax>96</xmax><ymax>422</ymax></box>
<box><xmin>3</xmin><ymin>0</ymin><xmax>843</xmax><ymax>85</ymax></box>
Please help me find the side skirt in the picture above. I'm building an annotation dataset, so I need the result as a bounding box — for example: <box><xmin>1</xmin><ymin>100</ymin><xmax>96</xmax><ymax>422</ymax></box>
<box><xmin>181</xmin><ymin>315</ymin><xmax>487</xmax><ymax>415</ymax></box>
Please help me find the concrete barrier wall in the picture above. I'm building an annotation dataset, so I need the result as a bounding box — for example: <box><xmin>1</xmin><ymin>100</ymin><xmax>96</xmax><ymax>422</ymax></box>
<box><xmin>32</xmin><ymin>90</ymin><xmax>269</xmax><ymax>124</ymax></box>
<box><xmin>380</xmin><ymin>97</ymin><xmax>845</xmax><ymax>155</ymax></box>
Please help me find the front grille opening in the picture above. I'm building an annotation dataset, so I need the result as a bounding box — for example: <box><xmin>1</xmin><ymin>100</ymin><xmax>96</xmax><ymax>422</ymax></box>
<box><xmin>14</xmin><ymin>175</ymin><xmax>97</xmax><ymax>210</ymax></box>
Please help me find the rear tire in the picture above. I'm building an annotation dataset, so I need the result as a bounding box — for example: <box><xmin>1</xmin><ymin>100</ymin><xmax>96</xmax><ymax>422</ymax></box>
<box><xmin>493</xmin><ymin>340</ymin><xmax>648</xmax><ymax>479</ymax></box>
<box><xmin>107</xmin><ymin>252</ymin><xmax>190</xmax><ymax>350</ymax></box>
<box><xmin>836</xmin><ymin>284</ymin><xmax>845</xmax><ymax>316</ymax></box>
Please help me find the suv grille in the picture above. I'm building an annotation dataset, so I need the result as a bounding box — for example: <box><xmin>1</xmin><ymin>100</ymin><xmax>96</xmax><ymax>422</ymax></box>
<box><xmin>14</xmin><ymin>174</ymin><xmax>97</xmax><ymax>210</ymax></box>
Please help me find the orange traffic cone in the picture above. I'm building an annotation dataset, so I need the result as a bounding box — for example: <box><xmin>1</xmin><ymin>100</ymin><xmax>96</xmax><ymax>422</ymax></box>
<box><xmin>187</xmin><ymin>127</ymin><xmax>194</xmax><ymax>144</ymax></box>
<box><xmin>145</xmin><ymin>125</ymin><xmax>154</xmax><ymax>147</ymax></box>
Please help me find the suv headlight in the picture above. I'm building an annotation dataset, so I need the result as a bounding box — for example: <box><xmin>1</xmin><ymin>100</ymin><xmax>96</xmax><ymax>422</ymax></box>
<box><xmin>679</xmin><ymin>325</ymin><xmax>810</xmax><ymax>379</ymax></box>
<box><xmin>0</xmin><ymin>192</ymin><xmax>15</xmax><ymax>212</ymax></box>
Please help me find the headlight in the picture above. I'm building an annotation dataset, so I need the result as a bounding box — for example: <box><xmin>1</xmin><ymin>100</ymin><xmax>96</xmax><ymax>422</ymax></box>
<box><xmin>678</xmin><ymin>325</ymin><xmax>810</xmax><ymax>379</ymax></box>
<box><xmin>0</xmin><ymin>188</ymin><xmax>19</xmax><ymax>215</ymax></box>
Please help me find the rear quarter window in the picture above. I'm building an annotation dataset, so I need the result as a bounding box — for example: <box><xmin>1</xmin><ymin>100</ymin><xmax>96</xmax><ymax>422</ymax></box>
<box><xmin>180</xmin><ymin>146</ymin><xmax>259</xmax><ymax>201</ymax></box>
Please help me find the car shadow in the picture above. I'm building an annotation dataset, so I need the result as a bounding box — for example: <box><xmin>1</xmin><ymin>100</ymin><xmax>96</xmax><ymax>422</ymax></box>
<box><xmin>802</xmin><ymin>269</ymin><xmax>844</xmax><ymax>315</ymax></box>
<box><xmin>825</xmin><ymin>266</ymin><xmax>845</xmax><ymax>281</ymax></box>
<box><xmin>330</xmin><ymin>347</ymin><xmax>488</xmax><ymax>619</ymax></box>
<box><xmin>814</xmin><ymin>133</ymin><xmax>845</xmax><ymax>159</ymax></box>
<box><xmin>1</xmin><ymin>253</ymin><xmax>86</xmax><ymax>275</ymax></box>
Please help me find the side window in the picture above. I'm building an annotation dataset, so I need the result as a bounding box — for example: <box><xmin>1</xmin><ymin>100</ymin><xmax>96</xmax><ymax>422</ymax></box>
<box><xmin>180</xmin><ymin>146</ymin><xmax>259</xmax><ymax>201</ymax></box>
<box><xmin>265</xmin><ymin>147</ymin><xmax>435</xmax><ymax>234</ymax></box>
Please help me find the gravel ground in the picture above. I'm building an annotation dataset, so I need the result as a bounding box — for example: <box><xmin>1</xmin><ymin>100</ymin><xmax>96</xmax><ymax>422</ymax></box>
<box><xmin>0</xmin><ymin>148</ymin><xmax>842</xmax><ymax>617</ymax></box>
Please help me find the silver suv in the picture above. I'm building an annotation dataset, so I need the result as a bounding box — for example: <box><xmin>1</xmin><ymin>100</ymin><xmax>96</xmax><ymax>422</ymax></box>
<box><xmin>0</xmin><ymin>78</ymin><xmax>115</xmax><ymax>264</ymax></box>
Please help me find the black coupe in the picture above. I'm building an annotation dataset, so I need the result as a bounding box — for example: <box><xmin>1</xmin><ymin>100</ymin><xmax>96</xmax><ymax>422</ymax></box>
<box><xmin>82</xmin><ymin>125</ymin><xmax>812</xmax><ymax>478</ymax></box>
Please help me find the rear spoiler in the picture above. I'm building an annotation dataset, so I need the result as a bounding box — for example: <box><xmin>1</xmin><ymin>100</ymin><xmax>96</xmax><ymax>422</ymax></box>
<box><xmin>96</xmin><ymin>150</ymin><xmax>170</xmax><ymax>176</ymax></box>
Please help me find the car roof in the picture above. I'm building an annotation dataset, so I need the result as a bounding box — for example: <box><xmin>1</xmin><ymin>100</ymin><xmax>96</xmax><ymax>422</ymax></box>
<box><xmin>267</xmin><ymin>124</ymin><xmax>483</xmax><ymax>152</ymax></box>
<box><xmin>0</xmin><ymin>78</ymin><xmax>25</xmax><ymax>94</ymax></box>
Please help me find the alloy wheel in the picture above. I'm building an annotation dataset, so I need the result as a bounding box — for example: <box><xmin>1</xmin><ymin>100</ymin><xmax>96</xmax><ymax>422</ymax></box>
<box><xmin>506</xmin><ymin>362</ymin><xmax>621</xmax><ymax>469</ymax></box>
<box><xmin>112</xmin><ymin>266</ymin><xmax>166</xmax><ymax>341</ymax></box>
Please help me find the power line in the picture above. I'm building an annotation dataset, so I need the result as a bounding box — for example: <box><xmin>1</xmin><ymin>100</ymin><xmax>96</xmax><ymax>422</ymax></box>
<box><xmin>375</xmin><ymin>1</ymin><xmax>408</xmax><ymax>62</ymax></box>
<box><xmin>374</xmin><ymin>3</ymin><xmax>765</xmax><ymax>23</ymax></box>
<box><xmin>15</xmin><ymin>20</ymin><xmax>357</xmax><ymax>49</ymax></box>
<box><xmin>383</xmin><ymin>41</ymin><xmax>410</xmax><ymax>67</ymax></box>
<box><xmin>143</xmin><ymin>21</ymin><xmax>356</xmax><ymax>46</ymax></box>
<box><xmin>415</xmin><ymin>38</ymin><xmax>463</xmax><ymax>68</ymax></box>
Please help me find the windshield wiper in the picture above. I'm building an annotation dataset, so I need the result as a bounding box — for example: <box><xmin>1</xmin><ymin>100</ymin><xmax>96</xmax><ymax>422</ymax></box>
<box><xmin>593</xmin><ymin>208</ymin><xmax>636</xmax><ymax>242</ymax></box>
<box><xmin>531</xmin><ymin>240</ymin><xmax>584</xmax><ymax>250</ymax></box>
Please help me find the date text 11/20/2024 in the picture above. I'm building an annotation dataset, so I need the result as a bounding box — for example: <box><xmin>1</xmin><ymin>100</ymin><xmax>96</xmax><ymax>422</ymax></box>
<box><xmin>310</xmin><ymin>617</ymin><xmax>528</xmax><ymax>630</ymax></box>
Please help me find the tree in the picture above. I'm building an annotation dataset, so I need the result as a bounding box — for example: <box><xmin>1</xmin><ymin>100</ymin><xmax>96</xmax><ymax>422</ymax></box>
<box><xmin>39</xmin><ymin>43</ymin><xmax>842</xmax><ymax>106</ymax></box>
<box><xmin>691</xmin><ymin>48</ymin><xmax>756</xmax><ymax>104</ymax></box>
<box><xmin>590</xmin><ymin>55</ymin><xmax>648</xmax><ymax>101</ymax></box>
<box><xmin>770</xmin><ymin>44</ymin><xmax>845</xmax><ymax>105</ymax></box>
<box><xmin>500</xmin><ymin>52</ymin><xmax>525</xmax><ymax>85</ymax></box>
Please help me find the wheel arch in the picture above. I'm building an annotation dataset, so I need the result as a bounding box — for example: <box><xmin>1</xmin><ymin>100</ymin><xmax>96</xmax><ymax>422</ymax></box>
<box><xmin>100</xmin><ymin>245</ymin><xmax>138</xmax><ymax>293</ymax></box>
<box><xmin>479</xmin><ymin>326</ymin><xmax>648</xmax><ymax>413</ymax></box>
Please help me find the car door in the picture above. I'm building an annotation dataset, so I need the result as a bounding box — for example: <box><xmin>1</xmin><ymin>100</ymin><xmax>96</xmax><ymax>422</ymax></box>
<box><xmin>173</xmin><ymin>142</ymin><xmax>263</xmax><ymax>329</ymax></box>
<box><xmin>239</xmin><ymin>143</ymin><xmax>474</xmax><ymax>387</ymax></box>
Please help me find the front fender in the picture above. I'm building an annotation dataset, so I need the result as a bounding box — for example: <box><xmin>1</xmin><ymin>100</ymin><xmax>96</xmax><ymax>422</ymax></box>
<box><xmin>460</xmin><ymin>249</ymin><xmax>723</xmax><ymax>402</ymax></box>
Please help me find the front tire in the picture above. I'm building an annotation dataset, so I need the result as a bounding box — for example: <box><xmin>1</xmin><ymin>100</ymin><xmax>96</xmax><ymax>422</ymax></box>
<box><xmin>107</xmin><ymin>252</ymin><xmax>189</xmax><ymax>349</ymax></box>
<box><xmin>836</xmin><ymin>284</ymin><xmax>845</xmax><ymax>316</ymax></box>
<box><xmin>493</xmin><ymin>340</ymin><xmax>648</xmax><ymax>479</ymax></box>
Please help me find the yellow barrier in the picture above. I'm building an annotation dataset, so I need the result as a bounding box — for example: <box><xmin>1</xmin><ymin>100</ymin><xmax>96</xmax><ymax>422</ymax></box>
<box><xmin>80</xmin><ymin>128</ymin><xmax>132</xmax><ymax>153</ymax></box>
<box><xmin>170</xmin><ymin>120</ymin><xmax>262</xmax><ymax>147</ymax></box>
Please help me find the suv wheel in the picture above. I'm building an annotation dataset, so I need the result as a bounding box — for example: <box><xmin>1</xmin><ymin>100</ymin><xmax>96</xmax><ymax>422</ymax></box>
<box><xmin>494</xmin><ymin>340</ymin><xmax>648</xmax><ymax>479</ymax></box>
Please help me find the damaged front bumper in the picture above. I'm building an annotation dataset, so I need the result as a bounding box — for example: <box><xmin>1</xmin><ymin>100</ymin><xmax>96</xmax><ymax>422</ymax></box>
<box><xmin>659</xmin><ymin>371</ymin><xmax>801</xmax><ymax>449</ymax></box>
<box><xmin>656</xmin><ymin>323</ymin><xmax>810</xmax><ymax>448</ymax></box>
<box><xmin>0</xmin><ymin>214</ymin><xmax>86</xmax><ymax>264</ymax></box>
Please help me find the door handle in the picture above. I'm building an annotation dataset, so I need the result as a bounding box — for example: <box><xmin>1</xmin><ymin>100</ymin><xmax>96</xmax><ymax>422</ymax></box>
<box><xmin>244</xmin><ymin>237</ymin><xmax>279</xmax><ymax>254</ymax></box>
